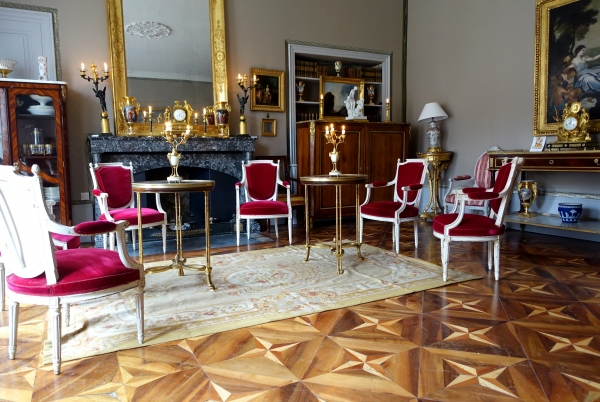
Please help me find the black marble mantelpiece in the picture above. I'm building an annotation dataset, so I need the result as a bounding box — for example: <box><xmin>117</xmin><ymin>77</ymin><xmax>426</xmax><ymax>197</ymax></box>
<box><xmin>87</xmin><ymin>135</ymin><xmax>255</xmax><ymax>180</ymax></box>
<box><xmin>85</xmin><ymin>135</ymin><xmax>257</xmax><ymax>246</ymax></box>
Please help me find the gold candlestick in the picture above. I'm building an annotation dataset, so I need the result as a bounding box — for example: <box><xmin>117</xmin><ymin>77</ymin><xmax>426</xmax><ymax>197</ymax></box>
<box><xmin>324</xmin><ymin>123</ymin><xmax>346</xmax><ymax>175</ymax></box>
<box><xmin>384</xmin><ymin>99</ymin><xmax>391</xmax><ymax>122</ymax></box>
<box><xmin>163</xmin><ymin>123</ymin><xmax>193</xmax><ymax>183</ymax></box>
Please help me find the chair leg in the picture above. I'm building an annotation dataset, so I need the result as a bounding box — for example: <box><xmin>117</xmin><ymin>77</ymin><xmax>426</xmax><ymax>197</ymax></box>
<box><xmin>493</xmin><ymin>239</ymin><xmax>501</xmax><ymax>281</ymax></box>
<box><xmin>0</xmin><ymin>262</ymin><xmax>5</xmax><ymax>312</ymax></box>
<box><xmin>413</xmin><ymin>220</ymin><xmax>419</xmax><ymax>248</ymax></box>
<box><xmin>49</xmin><ymin>301</ymin><xmax>61</xmax><ymax>374</ymax></box>
<box><xmin>64</xmin><ymin>303</ymin><xmax>70</xmax><ymax>327</ymax></box>
<box><xmin>109</xmin><ymin>233</ymin><xmax>115</xmax><ymax>251</ymax></box>
<box><xmin>395</xmin><ymin>223</ymin><xmax>400</xmax><ymax>253</ymax></box>
<box><xmin>103</xmin><ymin>233</ymin><xmax>107</xmax><ymax>249</ymax></box>
<box><xmin>274</xmin><ymin>218</ymin><xmax>279</xmax><ymax>238</ymax></box>
<box><xmin>162</xmin><ymin>223</ymin><xmax>167</xmax><ymax>253</ymax></box>
<box><xmin>441</xmin><ymin>239</ymin><xmax>450</xmax><ymax>281</ymax></box>
<box><xmin>247</xmin><ymin>219</ymin><xmax>251</xmax><ymax>240</ymax></box>
<box><xmin>487</xmin><ymin>240</ymin><xmax>493</xmax><ymax>271</ymax></box>
<box><xmin>359</xmin><ymin>217</ymin><xmax>364</xmax><ymax>244</ymax></box>
<box><xmin>8</xmin><ymin>300</ymin><xmax>19</xmax><ymax>359</ymax></box>
<box><xmin>132</xmin><ymin>229</ymin><xmax>137</xmax><ymax>251</ymax></box>
<box><xmin>236</xmin><ymin>214</ymin><xmax>241</xmax><ymax>246</ymax></box>
<box><xmin>135</xmin><ymin>286</ymin><xmax>144</xmax><ymax>344</ymax></box>
<box><xmin>288</xmin><ymin>217</ymin><xmax>292</xmax><ymax>245</ymax></box>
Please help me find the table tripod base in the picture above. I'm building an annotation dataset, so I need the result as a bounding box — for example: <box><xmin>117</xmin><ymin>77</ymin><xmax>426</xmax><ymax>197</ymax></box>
<box><xmin>145</xmin><ymin>258</ymin><xmax>215</xmax><ymax>291</ymax></box>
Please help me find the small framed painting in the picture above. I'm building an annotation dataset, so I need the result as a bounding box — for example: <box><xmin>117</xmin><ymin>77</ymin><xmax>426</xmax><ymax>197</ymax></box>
<box><xmin>261</xmin><ymin>118</ymin><xmax>277</xmax><ymax>137</ymax></box>
<box><xmin>530</xmin><ymin>135</ymin><xmax>546</xmax><ymax>152</ymax></box>
<box><xmin>250</xmin><ymin>68</ymin><xmax>285</xmax><ymax>112</ymax></box>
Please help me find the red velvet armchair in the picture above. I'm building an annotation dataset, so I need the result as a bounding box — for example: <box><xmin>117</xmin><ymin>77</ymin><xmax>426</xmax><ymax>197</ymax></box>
<box><xmin>236</xmin><ymin>160</ymin><xmax>292</xmax><ymax>246</ymax></box>
<box><xmin>359</xmin><ymin>159</ymin><xmax>428</xmax><ymax>253</ymax></box>
<box><xmin>444</xmin><ymin>151</ymin><xmax>492</xmax><ymax>215</ymax></box>
<box><xmin>433</xmin><ymin>157</ymin><xmax>523</xmax><ymax>281</ymax></box>
<box><xmin>89</xmin><ymin>162</ymin><xmax>167</xmax><ymax>253</ymax></box>
<box><xmin>0</xmin><ymin>164</ymin><xmax>144</xmax><ymax>374</ymax></box>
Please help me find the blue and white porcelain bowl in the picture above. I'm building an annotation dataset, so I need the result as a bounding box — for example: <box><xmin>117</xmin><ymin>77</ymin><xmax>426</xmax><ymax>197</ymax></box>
<box><xmin>558</xmin><ymin>203</ymin><xmax>582</xmax><ymax>223</ymax></box>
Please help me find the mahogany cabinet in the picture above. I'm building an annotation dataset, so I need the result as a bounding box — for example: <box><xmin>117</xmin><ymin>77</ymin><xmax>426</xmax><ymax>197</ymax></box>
<box><xmin>0</xmin><ymin>79</ymin><xmax>71</xmax><ymax>224</ymax></box>
<box><xmin>488</xmin><ymin>149</ymin><xmax>600</xmax><ymax>173</ymax></box>
<box><xmin>296</xmin><ymin>121</ymin><xmax>409</xmax><ymax>220</ymax></box>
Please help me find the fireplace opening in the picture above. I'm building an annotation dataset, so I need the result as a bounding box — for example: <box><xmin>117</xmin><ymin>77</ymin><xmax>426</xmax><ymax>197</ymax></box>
<box><xmin>134</xmin><ymin>166</ymin><xmax>238</xmax><ymax>237</ymax></box>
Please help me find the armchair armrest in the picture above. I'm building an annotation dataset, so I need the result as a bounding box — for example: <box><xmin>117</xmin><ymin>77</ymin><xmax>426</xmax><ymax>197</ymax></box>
<box><xmin>462</xmin><ymin>187</ymin><xmax>488</xmax><ymax>194</ymax></box>
<box><xmin>401</xmin><ymin>183</ymin><xmax>423</xmax><ymax>191</ymax></box>
<box><xmin>366</xmin><ymin>180</ymin><xmax>393</xmax><ymax>189</ymax></box>
<box><xmin>454</xmin><ymin>175</ymin><xmax>472</xmax><ymax>181</ymax></box>
<box><xmin>467</xmin><ymin>191</ymin><xmax>499</xmax><ymax>200</ymax></box>
<box><xmin>47</xmin><ymin>219</ymin><xmax>130</xmax><ymax>237</ymax></box>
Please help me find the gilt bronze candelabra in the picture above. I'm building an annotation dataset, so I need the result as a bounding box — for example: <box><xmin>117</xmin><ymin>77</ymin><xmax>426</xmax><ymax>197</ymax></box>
<box><xmin>324</xmin><ymin>123</ymin><xmax>346</xmax><ymax>175</ymax></box>
<box><xmin>80</xmin><ymin>62</ymin><xmax>111</xmax><ymax>134</ymax></box>
<box><xmin>163</xmin><ymin>122</ymin><xmax>193</xmax><ymax>183</ymax></box>
<box><xmin>236</xmin><ymin>73</ymin><xmax>258</xmax><ymax>136</ymax></box>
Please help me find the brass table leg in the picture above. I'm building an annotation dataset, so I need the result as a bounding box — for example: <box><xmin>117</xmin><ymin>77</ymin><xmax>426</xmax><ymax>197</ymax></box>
<box><xmin>204</xmin><ymin>190</ymin><xmax>215</xmax><ymax>291</ymax></box>
<box><xmin>303</xmin><ymin>184</ymin><xmax>311</xmax><ymax>262</ymax></box>
<box><xmin>355</xmin><ymin>183</ymin><xmax>364</xmax><ymax>260</ymax></box>
<box><xmin>173</xmin><ymin>192</ymin><xmax>186</xmax><ymax>276</ymax></box>
<box><xmin>335</xmin><ymin>184</ymin><xmax>344</xmax><ymax>274</ymax></box>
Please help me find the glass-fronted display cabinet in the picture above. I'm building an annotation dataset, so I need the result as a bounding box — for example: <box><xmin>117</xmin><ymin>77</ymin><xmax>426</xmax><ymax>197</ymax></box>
<box><xmin>0</xmin><ymin>79</ymin><xmax>71</xmax><ymax>224</ymax></box>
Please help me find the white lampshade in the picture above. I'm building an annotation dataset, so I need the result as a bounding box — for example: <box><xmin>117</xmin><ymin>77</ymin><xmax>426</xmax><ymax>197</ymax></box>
<box><xmin>418</xmin><ymin>102</ymin><xmax>449</xmax><ymax>122</ymax></box>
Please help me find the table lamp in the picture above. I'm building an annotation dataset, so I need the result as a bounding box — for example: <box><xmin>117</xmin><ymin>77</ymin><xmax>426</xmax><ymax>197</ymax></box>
<box><xmin>418</xmin><ymin>102</ymin><xmax>448</xmax><ymax>152</ymax></box>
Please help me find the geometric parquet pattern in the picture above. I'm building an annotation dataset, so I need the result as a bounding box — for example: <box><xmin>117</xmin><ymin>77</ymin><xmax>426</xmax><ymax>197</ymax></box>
<box><xmin>1</xmin><ymin>220</ymin><xmax>600</xmax><ymax>401</ymax></box>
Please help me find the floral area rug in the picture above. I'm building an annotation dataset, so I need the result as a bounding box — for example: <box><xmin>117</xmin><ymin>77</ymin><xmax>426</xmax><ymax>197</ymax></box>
<box><xmin>42</xmin><ymin>244</ymin><xmax>480</xmax><ymax>365</ymax></box>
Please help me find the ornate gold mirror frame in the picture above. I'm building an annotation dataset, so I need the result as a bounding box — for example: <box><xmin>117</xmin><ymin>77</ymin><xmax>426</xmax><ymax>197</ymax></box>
<box><xmin>106</xmin><ymin>0</ymin><xmax>228</xmax><ymax>136</ymax></box>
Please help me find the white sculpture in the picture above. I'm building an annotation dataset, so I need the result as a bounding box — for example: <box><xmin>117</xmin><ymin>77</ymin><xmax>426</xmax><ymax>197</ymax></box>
<box><xmin>344</xmin><ymin>86</ymin><xmax>367</xmax><ymax>120</ymax></box>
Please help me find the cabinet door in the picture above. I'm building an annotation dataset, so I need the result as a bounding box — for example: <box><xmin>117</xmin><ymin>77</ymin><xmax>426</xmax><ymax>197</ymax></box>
<box><xmin>8</xmin><ymin>86</ymin><xmax>70</xmax><ymax>224</ymax></box>
<box><xmin>365</xmin><ymin>126</ymin><xmax>408</xmax><ymax>203</ymax></box>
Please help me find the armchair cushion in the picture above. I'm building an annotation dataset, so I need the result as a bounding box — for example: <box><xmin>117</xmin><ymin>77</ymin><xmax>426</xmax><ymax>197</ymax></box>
<box><xmin>282</xmin><ymin>181</ymin><xmax>289</xmax><ymax>187</ymax></box>
<box><xmin>6</xmin><ymin>248</ymin><xmax>140</xmax><ymax>297</ymax></box>
<box><xmin>100</xmin><ymin>208</ymin><xmax>164</xmax><ymax>225</ymax></box>
<box><xmin>433</xmin><ymin>213</ymin><xmax>505</xmax><ymax>237</ymax></box>
<box><xmin>240</xmin><ymin>200</ymin><xmax>289</xmax><ymax>216</ymax></box>
<box><xmin>361</xmin><ymin>201</ymin><xmax>419</xmax><ymax>219</ymax></box>
<box><xmin>74</xmin><ymin>221</ymin><xmax>118</xmax><ymax>235</ymax></box>
<box><xmin>454</xmin><ymin>175</ymin><xmax>472</xmax><ymax>181</ymax></box>
<box><xmin>50</xmin><ymin>233</ymin><xmax>81</xmax><ymax>249</ymax></box>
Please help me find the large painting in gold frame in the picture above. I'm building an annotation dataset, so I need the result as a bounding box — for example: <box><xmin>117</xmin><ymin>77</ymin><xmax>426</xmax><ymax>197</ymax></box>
<box><xmin>535</xmin><ymin>0</ymin><xmax>600</xmax><ymax>136</ymax></box>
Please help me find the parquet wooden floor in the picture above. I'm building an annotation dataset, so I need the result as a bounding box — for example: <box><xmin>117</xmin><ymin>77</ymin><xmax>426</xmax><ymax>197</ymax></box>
<box><xmin>1</xmin><ymin>220</ymin><xmax>600</xmax><ymax>401</ymax></box>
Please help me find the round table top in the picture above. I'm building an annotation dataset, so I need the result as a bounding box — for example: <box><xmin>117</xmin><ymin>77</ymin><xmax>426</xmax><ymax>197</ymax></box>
<box><xmin>300</xmin><ymin>174</ymin><xmax>368</xmax><ymax>186</ymax></box>
<box><xmin>132</xmin><ymin>179</ymin><xmax>215</xmax><ymax>193</ymax></box>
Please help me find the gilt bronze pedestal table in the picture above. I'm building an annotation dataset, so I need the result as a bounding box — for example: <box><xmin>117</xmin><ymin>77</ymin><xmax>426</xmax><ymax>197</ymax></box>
<box><xmin>300</xmin><ymin>174</ymin><xmax>367</xmax><ymax>274</ymax></box>
<box><xmin>132</xmin><ymin>180</ymin><xmax>216</xmax><ymax>291</ymax></box>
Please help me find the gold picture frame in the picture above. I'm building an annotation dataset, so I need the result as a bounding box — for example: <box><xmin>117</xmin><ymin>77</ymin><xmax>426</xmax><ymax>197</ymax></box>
<box><xmin>319</xmin><ymin>76</ymin><xmax>364</xmax><ymax>121</ymax></box>
<box><xmin>250</xmin><ymin>68</ymin><xmax>285</xmax><ymax>112</ymax></box>
<box><xmin>261</xmin><ymin>118</ymin><xmax>277</xmax><ymax>136</ymax></box>
<box><xmin>534</xmin><ymin>0</ymin><xmax>600</xmax><ymax>137</ymax></box>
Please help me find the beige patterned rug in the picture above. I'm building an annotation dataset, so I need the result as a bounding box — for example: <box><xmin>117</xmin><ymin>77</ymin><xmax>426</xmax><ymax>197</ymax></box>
<box><xmin>42</xmin><ymin>244</ymin><xmax>479</xmax><ymax>365</ymax></box>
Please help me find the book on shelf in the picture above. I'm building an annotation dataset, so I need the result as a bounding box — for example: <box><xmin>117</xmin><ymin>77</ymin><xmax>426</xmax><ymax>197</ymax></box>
<box><xmin>295</xmin><ymin>60</ymin><xmax>318</xmax><ymax>78</ymax></box>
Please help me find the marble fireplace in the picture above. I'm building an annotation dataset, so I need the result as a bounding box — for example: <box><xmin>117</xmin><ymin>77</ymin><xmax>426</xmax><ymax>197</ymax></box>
<box><xmin>86</xmin><ymin>135</ymin><xmax>256</xmax><ymax>246</ymax></box>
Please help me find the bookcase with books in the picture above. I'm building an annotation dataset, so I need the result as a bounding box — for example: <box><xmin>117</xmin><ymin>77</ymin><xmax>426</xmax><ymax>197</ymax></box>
<box><xmin>286</xmin><ymin>41</ymin><xmax>392</xmax><ymax>181</ymax></box>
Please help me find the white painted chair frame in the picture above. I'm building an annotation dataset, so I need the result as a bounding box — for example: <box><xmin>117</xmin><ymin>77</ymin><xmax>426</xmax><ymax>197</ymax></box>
<box><xmin>433</xmin><ymin>157</ymin><xmax>523</xmax><ymax>282</ymax></box>
<box><xmin>235</xmin><ymin>160</ymin><xmax>292</xmax><ymax>246</ymax></box>
<box><xmin>444</xmin><ymin>151</ymin><xmax>492</xmax><ymax>215</ymax></box>
<box><xmin>89</xmin><ymin>162</ymin><xmax>167</xmax><ymax>253</ymax></box>
<box><xmin>359</xmin><ymin>158</ymin><xmax>428</xmax><ymax>253</ymax></box>
<box><xmin>0</xmin><ymin>165</ymin><xmax>145</xmax><ymax>374</ymax></box>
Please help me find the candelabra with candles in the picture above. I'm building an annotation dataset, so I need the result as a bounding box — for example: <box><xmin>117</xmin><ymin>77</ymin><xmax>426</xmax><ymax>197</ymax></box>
<box><xmin>324</xmin><ymin>123</ymin><xmax>346</xmax><ymax>175</ymax></box>
<box><xmin>80</xmin><ymin>62</ymin><xmax>111</xmax><ymax>134</ymax></box>
<box><xmin>236</xmin><ymin>73</ymin><xmax>258</xmax><ymax>136</ymax></box>
<box><xmin>163</xmin><ymin>121</ymin><xmax>193</xmax><ymax>182</ymax></box>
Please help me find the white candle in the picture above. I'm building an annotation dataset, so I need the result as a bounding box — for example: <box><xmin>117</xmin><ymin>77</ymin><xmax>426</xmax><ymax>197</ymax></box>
<box><xmin>148</xmin><ymin>106</ymin><xmax>152</xmax><ymax>114</ymax></box>
<box><xmin>253</xmin><ymin>75</ymin><xmax>257</xmax><ymax>83</ymax></box>
<box><xmin>104</xmin><ymin>62</ymin><xmax>108</xmax><ymax>72</ymax></box>
<box><xmin>194</xmin><ymin>112</ymin><xmax>198</xmax><ymax>119</ymax></box>
<box><xmin>342</xmin><ymin>125</ymin><xmax>345</xmax><ymax>134</ymax></box>
<box><xmin>203</xmin><ymin>108</ymin><xmax>206</xmax><ymax>116</ymax></box>
<box><xmin>386</xmin><ymin>98</ymin><xmax>389</xmax><ymax>104</ymax></box>
<box><xmin>320</xmin><ymin>94</ymin><xmax>323</xmax><ymax>100</ymax></box>
<box><xmin>80</xmin><ymin>63</ymin><xmax>85</xmax><ymax>71</ymax></box>
<box><xmin>143</xmin><ymin>111</ymin><xmax>147</xmax><ymax>117</ymax></box>
<box><xmin>326</xmin><ymin>126</ymin><xmax>329</xmax><ymax>134</ymax></box>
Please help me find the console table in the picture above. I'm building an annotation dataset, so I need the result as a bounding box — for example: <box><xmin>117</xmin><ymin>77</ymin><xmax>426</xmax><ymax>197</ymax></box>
<box><xmin>487</xmin><ymin>149</ymin><xmax>600</xmax><ymax>234</ymax></box>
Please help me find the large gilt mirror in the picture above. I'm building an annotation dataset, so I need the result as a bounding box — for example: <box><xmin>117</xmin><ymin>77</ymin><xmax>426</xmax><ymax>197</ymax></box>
<box><xmin>106</xmin><ymin>0</ymin><xmax>228</xmax><ymax>136</ymax></box>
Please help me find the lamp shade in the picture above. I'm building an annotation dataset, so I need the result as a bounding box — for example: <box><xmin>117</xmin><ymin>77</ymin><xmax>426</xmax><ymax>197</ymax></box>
<box><xmin>418</xmin><ymin>102</ymin><xmax>449</xmax><ymax>122</ymax></box>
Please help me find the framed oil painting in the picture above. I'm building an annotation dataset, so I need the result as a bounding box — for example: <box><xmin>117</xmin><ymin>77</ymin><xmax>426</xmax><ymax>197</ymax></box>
<box><xmin>535</xmin><ymin>0</ymin><xmax>600</xmax><ymax>136</ymax></box>
<box><xmin>319</xmin><ymin>76</ymin><xmax>364</xmax><ymax>121</ymax></box>
<box><xmin>261</xmin><ymin>118</ymin><xmax>276</xmax><ymax>136</ymax></box>
<box><xmin>250</xmin><ymin>68</ymin><xmax>285</xmax><ymax>112</ymax></box>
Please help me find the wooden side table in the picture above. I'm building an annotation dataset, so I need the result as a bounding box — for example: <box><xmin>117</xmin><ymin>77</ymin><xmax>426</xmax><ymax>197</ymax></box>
<box><xmin>132</xmin><ymin>180</ymin><xmax>216</xmax><ymax>291</ymax></box>
<box><xmin>415</xmin><ymin>151</ymin><xmax>453</xmax><ymax>220</ymax></box>
<box><xmin>300</xmin><ymin>174</ymin><xmax>367</xmax><ymax>274</ymax></box>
